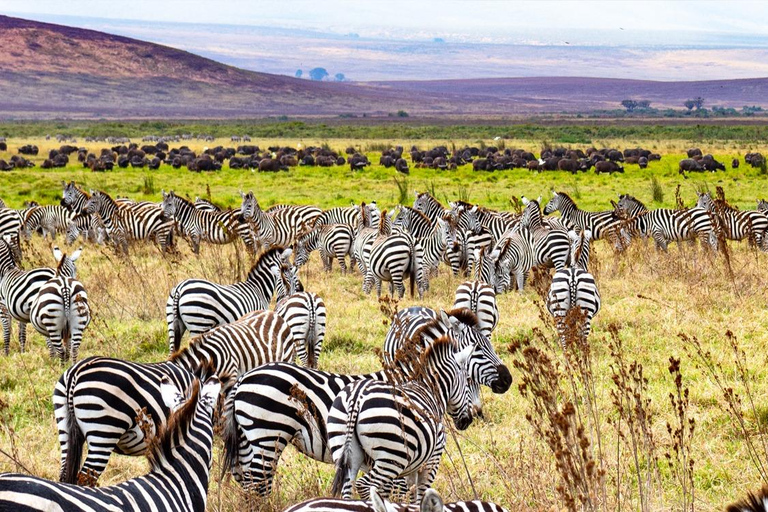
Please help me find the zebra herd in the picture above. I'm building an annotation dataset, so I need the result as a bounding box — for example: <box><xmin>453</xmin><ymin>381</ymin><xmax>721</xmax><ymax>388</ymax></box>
<box><xmin>1</xmin><ymin>181</ymin><xmax>767</xmax><ymax>512</ymax></box>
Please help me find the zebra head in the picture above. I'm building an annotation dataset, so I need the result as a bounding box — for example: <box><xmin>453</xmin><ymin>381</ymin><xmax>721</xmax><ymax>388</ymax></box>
<box><xmin>520</xmin><ymin>197</ymin><xmax>543</xmax><ymax>229</ymax></box>
<box><xmin>52</xmin><ymin>245</ymin><xmax>81</xmax><ymax>278</ymax></box>
<box><xmin>161</xmin><ymin>190</ymin><xmax>178</xmax><ymax>218</ymax></box>
<box><xmin>293</xmin><ymin>231</ymin><xmax>314</xmax><ymax>267</ymax></box>
<box><xmin>82</xmin><ymin>191</ymin><xmax>101</xmax><ymax>215</ymax></box>
<box><xmin>445</xmin><ymin>308</ymin><xmax>512</xmax><ymax>394</ymax></box>
<box><xmin>696</xmin><ymin>192</ymin><xmax>714</xmax><ymax>211</ymax></box>
<box><xmin>543</xmin><ymin>191</ymin><xmax>562</xmax><ymax>215</ymax></box>
<box><xmin>0</xmin><ymin>234</ymin><xmax>22</xmax><ymax>274</ymax></box>
<box><xmin>758</xmin><ymin>199</ymin><xmax>768</xmax><ymax>213</ymax></box>
<box><xmin>423</xmin><ymin>337</ymin><xmax>474</xmax><ymax>431</ymax></box>
<box><xmin>61</xmin><ymin>181</ymin><xmax>80</xmax><ymax>211</ymax></box>
<box><xmin>239</xmin><ymin>191</ymin><xmax>258</xmax><ymax>222</ymax></box>
<box><xmin>65</xmin><ymin>220</ymin><xmax>81</xmax><ymax>245</ymax></box>
<box><xmin>271</xmin><ymin>249</ymin><xmax>302</xmax><ymax>302</ymax></box>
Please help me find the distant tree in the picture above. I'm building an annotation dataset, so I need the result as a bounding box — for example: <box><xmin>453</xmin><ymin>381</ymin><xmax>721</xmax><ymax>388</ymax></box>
<box><xmin>693</xmin><ymin>96</ymin><xmax>705</xmax><ymax>110</ymax></box>
<box><xmin>397</xmin><ymin>110</ymin><xmax>409</xmax><ymax>118</ymax></box>
<box><xmin>637</xmin><ymin>100</ymin><xmax>651</xmax><ymax>110</ymax></box>
<box><xmin>334</xmin><ymin>73</ymin><xmax>346</xmax><ymax>82</ymax></box>
<box><xmin>684</xmin><ymin>99</ymin><xmax>696</xmax><ymax>111</ymax></box>
<box><xmin>295</xmin><ymin>69</ymin><xmax>303</xmax><ymax>78</ymax></box>
<box><xmin>621</xmin><ymin>99</ymin><xmax>638</xmax><ymax>112</ymax></box>
<box><xmin>742</xmin><ymin>105</ymin><xmax>763</xmax><ymax>116</ymax></box>
<box><xmin>309</xmin><ymin>67</ymin><xmax>329</xmax><ymax>81</ymax></box>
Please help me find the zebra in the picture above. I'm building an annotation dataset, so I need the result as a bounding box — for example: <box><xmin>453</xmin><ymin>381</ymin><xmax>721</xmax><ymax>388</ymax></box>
<box><xmin>727</xmin><ymin>486</ymin><xmax>768</xmax><ymax>512</ymax></box>
<box><xmin>393</xmin><ymin>206</ymin><xmax>435</xmax><ymax>240</ymax></box>
<box><xmin>314</xmin><ymin>202</ymin><xmax>376</xmax><ymax>229</ymax></box>
<box><xmin>413</xmin><ymin>191</ymin><xmax>449</xmax><ymax>227</ymax></box>
<box><xmin>471</xmin><ymin>246</ymin><xmax>502</xmax><ymax>292</ymax></box>
<box><xmin>453</xmin><ymin>281</ymin><xmax>498</xmax><ymax>338</ymax></box>
<box><xmin>0</xmin><ymin>207</ymin><xmax>23</xmax><ymax>239</ymax></box>
<box><xmin>294</xmin><ymin>223</ymin><xmax>356</xmax><ymax>273</ymax></box>
<box><xmin>194</xmin><ymin>197</ymin><xmax>223</xmax><ymax>212</ymax></box>
<box><xmin>615</xmin><ymin>194</ymin><xmax>718</xmax><ymax>251</ymax></box>
<box><xmin>30</xmin><ymin>247</ymin><xmax>90</xmax><ymax>364</ymax></box>
<box><xmin>759</xmin><ymin>199</ymin><xmax>768</xmax><ymax>214</ymax></box>
<box><xmin>65</xmin><ymin>212</ymin><xmax>108</xmax><ymax>245</ymax></box>
<box><xmin>547</xmin><ymin>230</ymin><xmax>601</xmax><ymax>347</ymax></box>
<box><xmin>219</xmin><ymin>314</ymin><xmax>472</xmax><ymax>496</ymax></box>
<box><xmin>166</xmin><ymin>246</ymin><xmax>298</xmax><ymax>354</ymax></box>
<box><xmin>418</xmin><ymin>218</ymin><xmax>453</xmax><ymax>277</ymax></box>
<box><xmin>1</xmin><ymin>366</ymin><xmax>222</xmax><ymax>512</ymax></box>
<box><xmin>327</xmin><ymin>337</ymin><xmax>474</xmax><ymax>500</ymax></box>
<box><xmin>61</xmin><ymin>181</ymin><xmax>91</xmax><ymax>214</ymax></box>
<box><xmin>21</xmin><ymin>204</ymin><xmax>72</xmax><ymax>240</ymax></box>
<box><xmin>241</xmin><ymin>191</ymin><xmax>321</xmax><ymax>250</ymax></box>
<box><xmin>275</xmin><ymin>291</ymin><xmax>327</xmax><ymax>368</ymax></box>
<box><xmin>353</xmin><ymin>211</ymin><xmax>394</xmax><ymax>274</ymax></box>
<box><xmin>56</xmin><ymin>310</ymin><xmax>292</xmax><ymax>485</ymax></box>
<box><xmin>383</xmin><ymin>306</ymin><xmax>512</xmax><ymax>395</ymax></box>
<box><xmin>543</xmin><ymin>191</ymin><xmax>625</xmax><ymax>246</ymax></box>
<box><xmin>161</xmin><ymin>190</ymin><xmax>255</xmax><ymax>253</ymax></box>
<box><xmin>79</xmin><ymin>189</ymin><xmax>131</xmax><ymax>253</ymax></box>
<box><xmin>0</xmin><ymin>236</ymin><xmax>78</xmax><ymax>355</ymax></box>
<box><xmin>284</xmin><ymin>487</ymin><xmax>510</xmax><ymax>512</ymax></box>
<box><xmin>696</xmin><ymin>192</ymin><xmax>768</xmax><ymax>250</ymax></box>
<box><xmin>363</xmin><ymin>232</ymin><xmax>427</xmax><ymax>299</ymax></box>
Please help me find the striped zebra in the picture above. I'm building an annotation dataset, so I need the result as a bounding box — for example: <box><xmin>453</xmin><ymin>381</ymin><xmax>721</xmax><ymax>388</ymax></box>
<box><xmin>240</xmin><ymin>191</ymin><xmax>321</xmax><ymax>250</ymax></box>
<box><xmin>0</xmin><ymin>207</ymin><xmax>23</xmax><ymax>239</ymax></box>
<box><xmin>759</xmin><ymin>199</ymin><xmax>768</xmax><ymax>214</ymax></box>
<box><xmin>547</xmin><ymin>230</ymin><xmax>601</xmax><ymax>347</ymax></box>
<box><xmin>161</xmin><ymin>190</ymin><xmax>255</xmax><ymax>253</ymax></box>
<box><xmin>80</xmin><ymin>190</ymin><xmax>131</xmax><ymax>253</ymax></box>
<box><xmin>696</xmin><ymin>192</ymin><xmax>768</xmax><ymax>250</ymax></box>
<box><xmin>285</xmin><ymin>488</ymin><xmax>510</xmax><ymax>512</ymax></box>
<box><xmin>615</xmin><ymin>194</ymin><xmax>718</xmax><ymax>251</ymax></box>
<box><xmin>413</xmin><ymin>191</ymin><xmax>449</xmax><ymax>227</ymax></box>
<box><xmin>1</xmin><ymin>236</ymin><xmax>77</xmax><ymax>354</ymax></box>
<box><xmin>275</xmin><ymin>292</ymin><xmax>326</xmax><ymax>368</ymax></box>
<box><xmin>353</xmin><ymin>211</ymin><xmax>394</xmax><ymax>274</ymax></box>
<box><xmin>393</xmin><ymin>206</ymin><xmax>434</xmax><ymax>240</ymax></box>
<box><xmin>453</xmin><ymin>281</ymin><xmax>498</xmax><ymax>338</ymax></box>
<box><xmin>417</xmin><ymin>218</ymin><xmax>453</xmax><ymax>277</ymax></box>
<box><xmin>314</xmin><ymin>202</ymin><xmax>376</xmax><ymax>229</ymax></box>
<box><xmin>56</xmin><ymin>310</ymin><xmax>292</xmax><ymax>485</ymax></box>
<box><xmin>383</xmin><ymin>306</ymin><xmax>512</xmax><ymax>395</ymax></box>
<box><xmin>1</xmin><ymin>366</ymin><xmax>222</xmax><ymax>512</ymax></box>
<box><xmin>363</xmin><ymin>232</ymin><xmax>427</xmax><ymax>299</ymax></box>
<box><xmin>544</xmin><ymin>191</ymin><xmax>625</xmax><ymax>246</ymax></box>
<box><xmin>61</xmin><ymin>181</ymin><xmax>91</xmax><ymax>214</ymax></box>
<box><xmin>65</xmin><ymin>212</ymin><xmax>108</xmax><ymax>245</ymax></box>
<box><xmin>294</xmin><ymin>224</ymin><xmax>356</xmax><ymax>273</ymax></box>
<box><xmin>494</xmin><ymin>222</ymin><xmax>570</xmax><ymax>293</ymax></box>
<box><xmin>21</xmin><ymin>205</ymin><xmax>72</xmax><ymax>240</ymax></box>
<box><xmin>166</xmin><ymin>246</ymin><xmax>298</xmax><ymax>354</ymax></box>
<box><xmin>471</xmin><ymin>246</ymin><xmax>502</xmax><ymax>291</ymax></box>
<box><xmin>30</xmin><ymin>247</ymin><xmax>90</xmax><ymax>363</ymax></box>
<box><xmin>219</xmin><ymin>313</ymin><xmax>468</xmax><ymax>496</ymax></box>
<box><xmin>327</xmin><ymin>337</ymin><xmax>474</xmax><ymax>500</ymax></box>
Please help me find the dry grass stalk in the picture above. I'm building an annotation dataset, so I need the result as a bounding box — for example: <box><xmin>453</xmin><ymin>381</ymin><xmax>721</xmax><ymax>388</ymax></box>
<box><xmin>665</xmin><ymin>356</ymin><xmax>696</xmax><ymax>512</ymax></box>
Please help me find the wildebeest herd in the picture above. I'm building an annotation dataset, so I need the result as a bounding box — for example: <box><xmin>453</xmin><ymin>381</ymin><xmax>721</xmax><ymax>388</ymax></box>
<box><xmin>0</xmin><ymin>163</ymin><xmax>767</xmax><ymax>511</ymax></box>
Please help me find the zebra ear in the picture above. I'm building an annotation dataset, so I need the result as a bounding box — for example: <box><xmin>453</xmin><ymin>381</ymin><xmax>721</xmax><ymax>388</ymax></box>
<box><xmin>52</xmin><ymin>246</ymin><xmax>63</xmax><ymax>262</ymax></box>
<box><xmin>420</xmin><ymin>489</ymin><xmax>444</xmax><ymax>512</ymax></box>
<box><xmin>201</xmin><ymin>375</ymin><xmax>222</xmax><ymax>408</ymax></box>
<box><xmin>583</xmin><ymin>229</ymin><xmax>592</xmax><ymax>241</ymax></box>
<box><xmin>537</xmin><ymin>195</ymin><xmax>542</xmax><ymax>203</ymax></box>
<box><xmin>454</xmin><ymin>344</ymin><xmax>474</xmax><ymax>369</ymax></box>
<box><xmin>371</xmin><ymin>488</ymin><xmax>391</xmax><ymax>512</ymax></box>
<box><xmin>281</xmin><ymin>248</ymin><xmax>293</xmax><ymax>261</ymax></box>
<box><xmin>70</xmin><ymin>247</ymin><xmax>83</xmax><ymax>262</ymax></box>
<box><xmin>160</xmin><ymin>376</ymin><xmax>186</xmax><ymax>411</ymax></box>
<box><xmin>521</xmin><ymin>196</ymin><xmax>530</xmax><ymax>205</ymax></box>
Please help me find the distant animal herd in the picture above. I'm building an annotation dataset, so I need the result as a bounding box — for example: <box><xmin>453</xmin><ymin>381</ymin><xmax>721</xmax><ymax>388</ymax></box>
<box><xmin>0</xmin><ymin>138</ymin><xmax>767</xmax><ymax>511</ymax></box>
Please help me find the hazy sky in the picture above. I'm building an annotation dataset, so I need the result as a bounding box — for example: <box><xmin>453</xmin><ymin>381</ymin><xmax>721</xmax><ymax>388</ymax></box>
<box><xmin>6</xmin><ymin>0</ymin><xmax>768</xmax><ymax>44</ymax></box>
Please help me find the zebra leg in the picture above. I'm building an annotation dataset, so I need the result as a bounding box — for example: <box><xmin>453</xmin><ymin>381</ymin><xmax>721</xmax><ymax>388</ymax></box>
<box><xmin>336</xmin><ymin>250</ymin><xmax>347</xmax><ymax>274</ymax></box>
<box><xmin>652</xmin><ymin>231</ymin><xmax>668</xmax><ymax>252</ymax></box>
<box><xmin>414</xmin><ymin>457</ymin><xmax>442</xmax><ymax>502</ymax></box>
<box><xmin>18</xmin><ymin>321</ymin><xmax>26</xmax><ymax>353</ymax></box>
<box><xmin>242</xmin><ymin>437</ymin><xmax>291</xmax><ymax>496</ymax></box>
<box><xmin>392</xmin><ymin>273</ymin><xmax>405</xmax><ymax>299</ymax></box>
<box><xmin>70</xmin><ymin>329</ymin><xmax>83</xmax><ymax>364</ymax></box>
<box><xmin>362</xmin><ymin>270</ymin><xmax>374</xmax><ymax>295</ymax></box>
<box><xmin>1</xmin><ymin>306</ymin><xmax>10</xmax><ymax>355</ymax></box>
<box><xmin>357</xmin><ymin>460</ymin><xmax>401</xmax><ymax>501</ymax></box>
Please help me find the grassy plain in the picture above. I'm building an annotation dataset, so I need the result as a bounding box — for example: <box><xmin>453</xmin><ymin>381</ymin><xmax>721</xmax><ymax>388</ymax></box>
<box><xmin>0</xmin><ymin>135</ymin><xmax>767</xmax><ymax>512</ymax></box>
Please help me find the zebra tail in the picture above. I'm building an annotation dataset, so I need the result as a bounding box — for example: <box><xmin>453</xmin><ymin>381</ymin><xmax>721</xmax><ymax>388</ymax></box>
<box><xmin>61</xmin><ymin>371</ymin><xmax>85</xmax><ymax>484</ymax></box>
<box><xmin>330</xmin><ymin>388</ymin><xmax>362</xmax><ymax>497</ymax></box>
<box><xmin>169</xmin><ymin>290</ymin><xmax>183</xmax><ymax>353</ymax></box>
<box><xmin>307</xmin><ymin>309</ymin><xmax>317</xmax><ymax>368</ymax></box>
<box><xmin>409</xmin><ymin>244</ymin><xmax>416</xmax><ymax>299</ymax></box>
<box><xmin>220</xmin><ymin>385</ymin><xmax>241</xmax><ymax>479</ymax></box>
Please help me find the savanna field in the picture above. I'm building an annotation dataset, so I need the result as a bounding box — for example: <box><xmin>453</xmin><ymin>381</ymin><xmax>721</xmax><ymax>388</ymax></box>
<box><xmin>1</xmin><ymin>134</ymin><xmax>767</xmax><ymax>512</ymax></box>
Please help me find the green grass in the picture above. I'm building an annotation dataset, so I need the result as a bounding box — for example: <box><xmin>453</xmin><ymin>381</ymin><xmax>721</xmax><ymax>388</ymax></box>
<box><xmin>0</xmin><ymin>136</ymin><xmax>767</xmax><ymax>512</ymax></box>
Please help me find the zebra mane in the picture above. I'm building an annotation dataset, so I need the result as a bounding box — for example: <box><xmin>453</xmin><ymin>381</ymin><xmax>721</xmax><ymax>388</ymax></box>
<box><xmin>417</xmin><ymin>191</ymin><xmax>444</xmax><ymax>209</ymax></box>
<box><xmin>378</xmin><ymin>210</ymin><xmax>391</xmax><ymax>236</ymax></box>
<box><xmin>169</xmin><ymin>191</ymin><xmax>195</xmax><ymax>208</ymax></box>
<box><xmin>554</xmin><ymin>191</ymin><xmax>576</xmax><ymax>206</ymax></box>
<box><xmin>68</xmin><ymin>181</ymin><xmax>91</xmax><ymax>199</ymax></box>
<box><xmin>727</xmin><ymin>486</ymin><xmax>768</xmax><ymax>512</ymax></box>
<box><xmin>248</xmin><ymin>246</ymin><xmax>288</xmax><ymax>275</ymax></box>
<box><xmin>619</xmin><ymin>194</ymin><xmax>644</xmax><ymax>208</ymax></box>
<box><xmin>443</xmin><ymin>307</ymin><xmax>479</xmax><ymax>328</ymax></box>
<box><xmin>401</xmin><ymin>206</ymin><xmax>432</xmax><ymax>226</ymax></box>
<box><xmin>146</xmin><ymin>379</ymin><xmax>201</xmax><ymax>471</ymax></box>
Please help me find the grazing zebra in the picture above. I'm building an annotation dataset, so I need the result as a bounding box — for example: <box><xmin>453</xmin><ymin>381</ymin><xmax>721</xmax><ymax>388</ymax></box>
<box><xmin>363</xmin><ymin>232</ymin><xmax>427</xmax><ymax>299</ymax></box>
<box><xmin>2</xmin><ymin>366</ymin><xmax>222</xmax><ymax>512</ymax></box>
<box><xmin>166</xmin><ymin>246</ymin><xmax>297</xmax><ymax>354</ymax></box>
<box><xmin>543</xmin><ymin>191</ymin><xmax>624</xmax><ymax>245</ymax></box>
<box><xmin>284</xmin><ymin>487</ymin><xmax>510</xmax><ymax>512</ymax></box>
<box><xmin>383</xmin><ymin>306</ymin><xmax>512</xmax><ymax>395</ymax></box>
<box><xmin>471</xmin><ymin>246</ymin><xmax>502</xmax><ymax>291</ymax></box>
<box><xmin>294</xmin><ymin>224</ymin><xmax>356</xmax><ymax>273</ymax></box>
<box><xmin>696</xmin><ymin>192</ymin><xmax>768</xmax><ymax>250</ymax></box>
<box><xmin>453</xmin><ymin>281</ymin><xmax>498</xmax><ymax>338</ymax></box>
<box><xmin>727</xmin><ymin>486</ymin><xmax>768</xmax><ymax>512</ymax></box>
<box><xmin>314</xmin><ymin>202</ymin><xmax>376</xmax><ymax>229</ymax></box>
<box><xmin>79</xmin><ymin>190</ymin><xmax>130</xmax><ymax>253</ymax></box>
<box><xmin>615</xmin><ymin>194</ymin><xmax>719</xmax><ymax>251</ymax></box>
<box><xmin>327</xmin><ymin>337</ymin><xmax>474</xmax><ymax>500</ymax></box>
<box><xmin>413</xmin><ymin>191</ymin><xmax>449</xmax><ymax>227</ymax></box>
<box><xmin>65</xmin><ymin>212</ymin><xmax>107</xmax><ymax>245</ymax></box>
<box><xmin>394</xmin><ymin>206</ymin><xmax>435</xmax><ymax>240</ymax></box>
<box><xmin>275</xmin><ymin>291</ymin><xmax>326</xmax><ymax>368</ymax></box>
<box><xmin>0</xmin><ymin>207</ymin><xmax>23</xmax><ymax>239</ymax></box>
<box><xmin>547</xmin><ymin>230</ymin><xmax>601</xmax><ymax>347</ymax></box>
<box><xmin>194</xmin><ymin>196</ymin><xmax>223</xmax><ymax>212</ymax></box>
<box><xmin>241</xmin><ymin>191</ymin><xmax>321</xmax><ymax>250</ymax></box>
<box><xmin>161</xmin><ymin>190</ymin><xmax>255</xmax><ymax>253</ymax></box>
<box><xmin>21</xmin><ymin>204</ymin><xmax>72</xmax><ymax>240</ymax></box>
<box><xmin>220</xmin><ymin>314</ymin><xmax>469</xmax><ymax>496</ymax></box>
<box><xmin>57</xmin><ymin>311</ymin><xmax>291</xmax><ymax>485</ymax></box>
<box><xmin>30</xmin><ymin>247</ymin><xmax>90</xmax><ymax>363</ymax></box>
<box><xmin>0</xmin><ymin>236</ymin><xmax>77</xmax><ymax>354</ymax></box>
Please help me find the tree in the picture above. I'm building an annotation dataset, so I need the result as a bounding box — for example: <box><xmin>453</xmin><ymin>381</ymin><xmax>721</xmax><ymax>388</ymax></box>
<box><xmin>637</xmin><ymin>100</ymin><xmax>651</xmax><ymax>110</ymax></box>
<box><xmin>693</xmin><ymin>96</ymin><xmax>705</xmax><ymax>110</ymax></box>
<box><xmin>308</xmin><ymin>67</ymin><xmax>329</xmax><ymax>81</ymax></box>
<box><xmin>397</xmin><ymin>110</ymin><xmax>409</xmax><ymax>118</ymax></box>
<box><xmin>334</xmin><ymin>73</ymin><xmax>346</xmax><ymax>82</ymax></box>
<box><xmin>295</xmin><ymin>69</ymin><xmax>303</xmax><ymax>78</ymax></box>
<box><xmin>684</xmin><ymin>99</ymin><xmax>696</xmax><ymax>111</ymax></box>
<box><xmin>621</xmin><ymin>100</ymin><xmax>638</xmax><ymax>112</ymax></box>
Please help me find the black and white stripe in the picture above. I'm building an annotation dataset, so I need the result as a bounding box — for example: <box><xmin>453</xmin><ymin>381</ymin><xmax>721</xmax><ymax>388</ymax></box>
<box><xmin>275</xmin><ymin>291</ymin><xmax>327</xmax><ymax>368</ymax></box>
<box><xmin>363</xmin><ymin>232</ymin><xmax>427</xmax><ymax>299</ymax></box>
<box><xmin>696</xmin><ymin>192</ymin><xmax>768</xmax><ymax>249</ymax></box>
<box><xmin>2</xmin><ymin>367</ymin><xmax>221</xmax><ymax>512</ymax></box>
<box><xmin>544</xmin><ymin>191</ymin><xmax>624</xmax><ymax>243</ymax></box>
<box><xmin>21</xmin><ymin>205</ymin><xmax>73</xmax><ymax>240</ymax></box>
<box><xmin>30</xmin><ymin>247</ymin><xmax>90</xmax><ymax>363</ymax></box>
<box><xmin>65</xmin><ymin>212</ymin><xmax>107</xmax><ymax>245</ymax></box>
<box><xmin>327</xmin><ymin>337</ymin><xmax>474</xmax><ymax>500</ymax></box>
<box><xmin>453</xmin><ymin>281</ymin><xmax>498</xmax><ymax>338</ymax></box>
<box><xmin>285</xmin><ymin>488</ymin><xmax>510</xmax><ymax>512</ymax></box>
<box><xmin>0</xmin><ymin>207</ymin><xmax>23</xmax><ymax>239</ymax></box>
<box><xmin>241</xmin><ymin>191</ymin><xmax>321</xmax><ymax>250</ymax></box>
<box><xmin>166</xmin><ymin>246</ymin><xmax>297</xmax><ymax>354</ymax></box>
<box><xmin>295</xmin><ymin>224</ymin><xmax>356</xmax><ymax>274</ymax></box>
